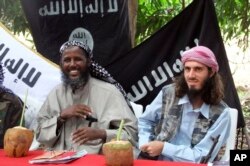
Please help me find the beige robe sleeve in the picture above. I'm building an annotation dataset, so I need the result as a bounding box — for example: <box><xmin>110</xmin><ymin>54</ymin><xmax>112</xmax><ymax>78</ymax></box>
<box><xmin>35</xmin><ymin>90</ymin><xmax>62</xmax><ymax>148</ymax></box>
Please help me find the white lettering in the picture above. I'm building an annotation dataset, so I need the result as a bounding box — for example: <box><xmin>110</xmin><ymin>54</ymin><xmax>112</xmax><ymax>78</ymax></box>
<box><xmin>61</xmin><ymin>0</ymin><xmax>65</xmax><ymax>14</ymax></box>
<box><xmin>48</xmin><ymin>1</ymin><xmax>60</xmax><ymax>15</ymax></box>
<box><xmin>107</xmin><ymin>0</ymin><xmax>118</xmax><ymax>13</ymax></box>
<box><xmin>68</xmin><ymin>0</ymin><xmax>78</xmax><ymax>14</ymax></box>
<box><xmin>234</xmin><ymin>154</ymin><xmax>241</xmax><ymax>161</ymax></box>
<box><xmin>234</xmin><ymin>154</ymin><xmax>247</xmax><ymax>161</ymax></box>
<box><xmin>127</xmin><ymin>81</ymin><xmax>147</xmax><ymax>101</ymax></box>
<box><xmin>143</xmin><ymin>76</ymin><xmax>153</xmax><ymax>91</ymax></box>
<box><xmin>38</xmin><ymin>0</ymin><xmax>119</xmax><ymax>17</ymax></box>
<box><xmin>173</xmin><ymin>59</ymin><xmax>183</xmax><ymax>73</ymax></box>
<box><xmin>127</xmin><ymin>39</ymin><xmax>200</xmax><ymax>102</ymax></box>
<box><xmin>241</xmin><ymin>154</ymin><xmax>247</xmax><ymax>160</ymax></box>
<box><xmin>152</xmin><ymin>66</ymin><xmax>168</xmax><ymax>87</ymax></box>
<box><xmin>127</xmin><ymin>61</ymin><xmax>175</xmax><ymax>101</ymax></box>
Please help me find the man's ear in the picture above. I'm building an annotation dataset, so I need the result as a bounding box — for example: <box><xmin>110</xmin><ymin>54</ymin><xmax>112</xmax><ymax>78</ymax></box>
<box><xmin>209</xmin><ymin>70</ymin><xmax>216</xmax><ymax>78</ymax></box>
<box><xmin>87</xmin><ymin>59</ymin><xmax>91</xmax><ymax>67</ymax></box>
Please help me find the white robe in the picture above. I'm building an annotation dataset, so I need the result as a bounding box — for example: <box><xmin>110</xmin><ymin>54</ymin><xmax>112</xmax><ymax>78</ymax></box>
<box><xmin>36</xmin><ymin>76</ymin><xmax>138</xmax><ymax>154</ymax></box>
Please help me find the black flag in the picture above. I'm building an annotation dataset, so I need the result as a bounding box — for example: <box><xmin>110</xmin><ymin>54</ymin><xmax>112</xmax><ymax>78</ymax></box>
<box><xmin>107</xmin><ymin>0</ymin><xmax>244</xmax><ymax>128</ymax></box>
<box><xmin>21</xmin><ymin>0</ymin><xmax>132</xmax><ymax>66</ymax></box>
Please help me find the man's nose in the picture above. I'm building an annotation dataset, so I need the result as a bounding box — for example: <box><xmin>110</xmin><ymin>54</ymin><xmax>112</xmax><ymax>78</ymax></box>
<box><xmin>188</xmin><ymin>69</ymin><xmax>196</xmax><ymax>78</ymax></box>
<box><xmin>69</xmin><ymin>59</ymin><xmax>76</xmax><ymax>66</ymax></box>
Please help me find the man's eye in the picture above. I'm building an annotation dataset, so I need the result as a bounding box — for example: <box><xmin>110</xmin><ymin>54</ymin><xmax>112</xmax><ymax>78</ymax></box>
<box><xmin>196</xmin><ymin>68</ymin><xmax>202</xmax><ymax>72</ymax></box>
<box><xmin>75</xmin><ymin>58</ymin><xmax>83</xmax><ymax>61</ymax></box>
<box><xmin>63</xmin><ymin>59</ymin><xmax>70</xmax><ymax>63</ymax></box>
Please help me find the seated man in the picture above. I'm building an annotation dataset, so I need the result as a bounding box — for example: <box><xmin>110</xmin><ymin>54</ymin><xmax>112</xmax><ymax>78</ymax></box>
<box><xmin>36</xmin><ymin>40</ymin><xmax>138</xmax><ymax>153</ymax></box>
<box><xmin>138</xmin><ymin>46</ymin><xmax>231</xmax><ymax>163</ymax></box>
<box><xmin>0</xmin><ymin>64</ymin><xmax>23</xmax><ymax>148</ymax></box>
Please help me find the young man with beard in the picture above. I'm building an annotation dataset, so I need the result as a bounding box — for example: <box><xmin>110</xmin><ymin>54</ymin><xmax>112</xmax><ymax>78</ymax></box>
<box><xmin>138</xmin><ymin>46</ymin><xmax>231</xmax><ymax>163</ymax></box>
<box><xmin>36</xmin><ymin>41</ymin><xmax>138</xmax><ymax>153</ymax></box>
<box><xmin>0</xmin><ymin>63</ymin><xmax>23</xmax><ymax>148</ymax></box>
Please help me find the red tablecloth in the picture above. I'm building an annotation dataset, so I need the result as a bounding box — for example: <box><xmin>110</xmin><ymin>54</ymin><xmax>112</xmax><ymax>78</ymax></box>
<box><xmin>0</xmin><ymin>150</ymin><xmax>207</xmax><ymax>166</ymax></box>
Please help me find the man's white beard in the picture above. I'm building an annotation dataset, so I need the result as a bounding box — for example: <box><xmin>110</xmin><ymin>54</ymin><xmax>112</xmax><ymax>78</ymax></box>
<box><xmin>61</xmin><ymin>70</ymin><xmax>89</xmax><ymax>92</ymax></box>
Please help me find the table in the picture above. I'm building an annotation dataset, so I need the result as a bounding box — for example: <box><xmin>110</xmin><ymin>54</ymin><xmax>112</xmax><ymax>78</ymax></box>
<box><xmin>0</xmin><ymin>150</ymin><xmax>207</xmax><ymax>166</ymax></box>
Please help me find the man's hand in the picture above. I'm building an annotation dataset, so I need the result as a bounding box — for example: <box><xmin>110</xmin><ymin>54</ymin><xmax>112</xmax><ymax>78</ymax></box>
<box><xmin>140</xmin><ymin>141</ymin><xmax>164</xmax><ymax>157</ymax></box>
<box><xmin>71</xmin><ymin>127</ymin><xmax>106</xmax><ymax>145</ymax></box>
<box><xmin>60</xmin><ymin>104</ymin><xmax>92</xmax><ymax>119</ymax></box>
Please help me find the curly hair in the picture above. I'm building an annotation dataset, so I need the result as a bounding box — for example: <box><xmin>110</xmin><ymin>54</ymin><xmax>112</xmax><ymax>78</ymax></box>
<box><xmin>174</xmin><ymin>68</ymin><xmax>224</xmax><ymax>105</ymax></box>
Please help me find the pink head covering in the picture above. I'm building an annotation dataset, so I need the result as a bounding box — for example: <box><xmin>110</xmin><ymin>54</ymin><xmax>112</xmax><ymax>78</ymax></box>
<box><xmin>181</xmin><ymin>46</ymin><xmax>219</xmax><ymax>72</ymax></box>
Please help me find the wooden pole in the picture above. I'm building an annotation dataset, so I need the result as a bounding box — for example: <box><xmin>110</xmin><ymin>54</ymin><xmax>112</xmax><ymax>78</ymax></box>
<box><xmin>128</xmin><ymin>0</ymin><xmax>138</xmax><ymax>47</ymax></box>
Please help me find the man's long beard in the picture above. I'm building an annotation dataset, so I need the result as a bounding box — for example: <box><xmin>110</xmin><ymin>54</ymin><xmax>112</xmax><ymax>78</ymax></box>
<box><xmin>61</xmin><ymin>69</ymin><xmax>89</xmax><ymax>92</ymax></box>
<box><xmin>187</xmin><ymin>88</ymin><xmax>203</xmax><ymax>101</ymax></box>
<box><xmin>187</xmin><ymin>77</ymin><xmax>211</xmax><ymax>101</ymax></box>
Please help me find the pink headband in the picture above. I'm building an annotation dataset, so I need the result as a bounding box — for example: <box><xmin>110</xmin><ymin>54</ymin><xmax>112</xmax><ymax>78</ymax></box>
<box><xmin>181</xmin><ymin>46</ymin><xmax>219</xmax><ymax>72</ymax></box>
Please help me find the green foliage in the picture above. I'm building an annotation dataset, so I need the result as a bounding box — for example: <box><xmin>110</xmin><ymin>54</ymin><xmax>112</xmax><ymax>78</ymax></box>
<box><xmin>0</xmin><ymin>0</ymin><xmax>28</xmax><ymax>35</ymax></box>
<box><xmin>136</xmin><ymin>0</ymin><xmax>192</xmax><ymax>45</ymax></box>
<box><xmin>137</xmin><ymin>0</ymin><xmax>249</xmax><ymax>50</ymax></box>
<box><xmin>215</xmin><ymin>0</ymin><xmax>250</xmax><ymax>51</ymax></box>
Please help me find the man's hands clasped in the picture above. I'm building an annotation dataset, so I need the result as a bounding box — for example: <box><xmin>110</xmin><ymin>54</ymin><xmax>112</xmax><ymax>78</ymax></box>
<box><xmin>59</xmin><ymin>104</ymin><xmax>106</xmax><ymax>145</ymax></box>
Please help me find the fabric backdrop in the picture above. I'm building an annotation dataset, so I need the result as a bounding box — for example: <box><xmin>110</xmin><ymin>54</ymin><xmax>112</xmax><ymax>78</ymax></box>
<box><xmin>0</xmin><ymin>22</ymin><xmax>61</xmax><ymax>129</ymax></box>
<box><xmin>106</xmin><ymin>0</ymin><xmax>245</xmax><ymax>128</ymax></box>
<box><xmin>21</xmin><ymin>0</ymin><xmax>132</xmax><ymax>66</ymax></box>
<box><xmin>20</xmin><ymin>0</ymin><xmax>244</xmax><ymax>127</ymax></box>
